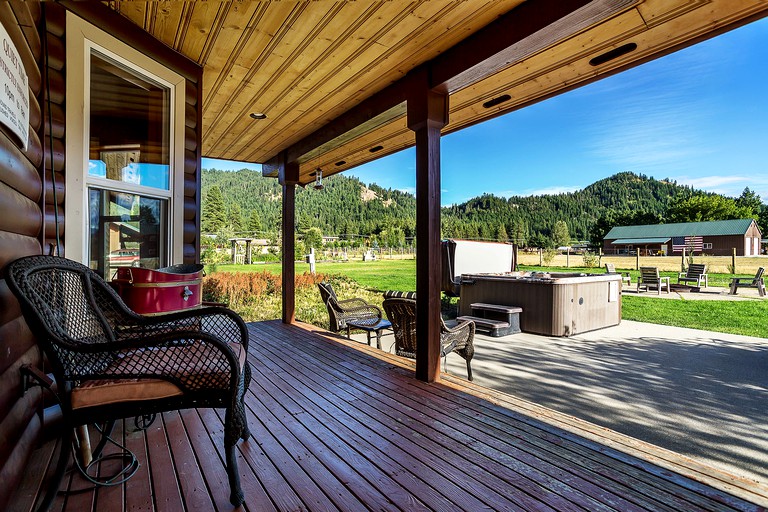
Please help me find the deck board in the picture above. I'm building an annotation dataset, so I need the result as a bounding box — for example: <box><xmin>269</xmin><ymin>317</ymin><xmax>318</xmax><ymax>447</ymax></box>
<box><xmin>14</xmin><ymin>319</ymin><xmax>768</xmax><ymax>512</ymax></box>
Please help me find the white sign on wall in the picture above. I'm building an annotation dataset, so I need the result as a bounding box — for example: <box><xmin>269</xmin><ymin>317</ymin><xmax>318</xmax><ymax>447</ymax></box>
<box><xmin>0</xmin><ymin>21</ymin><xmax>28</xmax><ymax>150</ymax></box>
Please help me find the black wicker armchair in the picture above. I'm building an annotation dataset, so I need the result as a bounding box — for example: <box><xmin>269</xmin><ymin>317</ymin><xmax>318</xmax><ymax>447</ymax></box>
<box><xmin>382</xmin><ymin>295</ymin><xmax>475</xmax><ymax>380</ymax></box>
<box><xmin>5</xmin><ymin>255</ymin><xmax>250</xmax><ymax>508</ymax></box>
<box><xmin>317</xmin><ymin>281</ymin><xmax>382</xmax><ymax>332</ymax></box>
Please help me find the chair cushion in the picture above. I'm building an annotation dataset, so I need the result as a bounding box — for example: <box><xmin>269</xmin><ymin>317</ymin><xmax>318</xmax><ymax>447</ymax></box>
<box><xmin>71</xmin><ymin>342</ymin><xmax>247</xmax><ymax>410</ymax></box>
<box><xmin>383</xmin><ymin>290</ymin><xmax>417</xmax><ymax>300</ymax></box>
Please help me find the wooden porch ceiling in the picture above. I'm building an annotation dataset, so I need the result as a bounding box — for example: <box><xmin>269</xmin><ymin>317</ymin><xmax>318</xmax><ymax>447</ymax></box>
<box><xmin>106</xmin><ymin>0</ymin><xmax>768</xmax><ymax>186</ymax></box>
<box><xmin>18</xmin><ymin>321</ymin><xmax>768</xmax><ymax>511</ymax></box>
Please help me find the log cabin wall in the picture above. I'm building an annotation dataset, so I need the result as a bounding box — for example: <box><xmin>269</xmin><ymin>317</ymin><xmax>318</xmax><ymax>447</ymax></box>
<box><xmin>0</xmin><ymin>2</ymin><xmax>202</xmax><ymax>508</ymax></box>
<box><xmin>0</xmin><ymin>1</ymin><xmax>45</xmax><ymax>509</ymax></box>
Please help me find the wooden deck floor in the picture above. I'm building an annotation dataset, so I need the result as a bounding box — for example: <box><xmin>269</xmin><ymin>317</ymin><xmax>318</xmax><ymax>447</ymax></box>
<box><xmin>15</xmin><ymin>320</ymin><xmax>768</xmax><ymax>511</ymax></box>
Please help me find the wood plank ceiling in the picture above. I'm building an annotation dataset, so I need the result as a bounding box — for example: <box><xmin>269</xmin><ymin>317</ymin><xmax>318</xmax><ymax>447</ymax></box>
<box><xmin>106</xmin><ymin>0</ymin><xmax>768</xmax><ymax>185</ymax></box>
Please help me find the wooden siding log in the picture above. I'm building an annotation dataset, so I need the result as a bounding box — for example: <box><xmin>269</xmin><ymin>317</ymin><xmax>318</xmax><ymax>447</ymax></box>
<box><xmin>0</xmin><ymin>345</ymin><xmax>41</xmax><ymax>421</ymax></box>
<box><xmin>0</xmin><ymin>282</ymin><xmax>21</xmax><ymax>325</ymax></box>
<box><xmin>185</xmin><ymin>127</ymin><xmax>197</xmax><ymax>151</ymax></box>
<box><xmin>43</xmin><ymin>102</ymin><xmax>65</xmax><ymax>139</ymax></box>
<box><xmin>45</xmin><ymin>67</ymin><xmax>64</xmax><ymax>105</ymax></box>
<box><xmin>43</xmin><ymin>25</ymin><xmax>65</xmax><ymax>72</ymax></box>
<box><xmin>43</xmin><ymin>137</ymin><xmax>64</xmax><ymax>172</ymax></box>
<box><xmin>43</xmin><ymin>2</ymin><xmax>65</xmax><ymax>38</ymax></box>
<box><xmin>184</xmin><ymin>201</ymin><xmax>196</xmax><ymax>221</ymax></box>
<box><xmin>185</xmin><ymin>104</ymin><xmax>197</xmax><ymax>129</ymax></box>
<box><xmin>0</xmin><ymin>181</ymin><xmax>42</xmax><ymax>237</ymax></box>
<box><xmin>0</xmin><ymin>3</ymin><xmax>41</xmax><ymax>94</ymax></box>
<box><xmin>9</xmin><ymin>1</ymin><xmax>42</xmax><ymax>61</ymax></box>
<box><xmin>0</xmin><ymin>131</ymin><xmax>42</xmax><ymax>201</ymax></box>
<box><xmin>43</xmin><ymin>205</ymin><xmax>64</xmax><ymax>238</ymax></box>
<box><xmin>24</xmin><ymin>126</ymin><xmax>42</xmax><ymax>167</ymax></box>
<box><xmin>183</xmin><ymin>220</ymin><xmax>196</xmax><ymax>244</ymax></box>
<box><xmin>29</xmin><ymin>87</ymin><xmax>41</xmax><ymax>132</ymax></box>
<box><xmin>183</xmin><ymin>175</ymin><xmax>196</xmax><ymax>197</ymax></box>
<box><xmin>0</xmin><ymin>410</ymin><xmax>42</xmax><ymax>512</ymax></box>
<box><xmin>183</xmin><ymin>243</ymin><xmax>196</xmax><ymax>263</ymax></box>
<box><xmin>44</xmin><ymin>170</ymin><xmax>64</xmax><ymax>205</ymax></box>
<box><xmin>185</xmin><ymin>149</ymin><xmax>197</xmax><ymax>174</ymax></box>
<box><xmin>0</xmin><ymin>316</ymin><xmax>34</xmax><ymax>376</ymax></box>
<box><xmin>0</xmin><ymin>232</ymin><xmax>42</xmax><ymax>264</ymax></box>
<box><xmin>186</xmin><ymin>80</ymin><xmax>197</xmax><ymax>106</ymax></box>
<box><xmin>0</xmin><ymin>385</ymin><xmax>42</xmax><ymax>465</ymax></box>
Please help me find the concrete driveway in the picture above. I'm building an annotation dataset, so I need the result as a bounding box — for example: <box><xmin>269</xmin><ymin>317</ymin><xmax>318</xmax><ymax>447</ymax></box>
<box><xmin>439</xmin><ymin>320</ymin><xmax>768</xmax><ymax>484</ymax></box>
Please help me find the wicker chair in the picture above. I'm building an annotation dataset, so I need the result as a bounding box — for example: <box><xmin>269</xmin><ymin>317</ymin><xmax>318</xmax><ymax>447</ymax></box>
<box><xmin>382</xmin><ymin>295</ymin><xmax>475</xmax><ymax>380</ymax></box>
<box><xmin>5</xmin><ymin>255</ymin><xmax>250</xmax><ymax>508</ymax></box>
<box><xmin>317</xmin><ymin>281</ymin><xmax>382</xmax><ymax>332</ymax></box>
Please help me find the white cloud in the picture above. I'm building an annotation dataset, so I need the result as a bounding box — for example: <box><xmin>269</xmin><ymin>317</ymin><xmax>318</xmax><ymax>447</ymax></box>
<box><xmin>672</xmin><ymin>174</ymin><xmax>768</xmax><ymax>202</ymax></box>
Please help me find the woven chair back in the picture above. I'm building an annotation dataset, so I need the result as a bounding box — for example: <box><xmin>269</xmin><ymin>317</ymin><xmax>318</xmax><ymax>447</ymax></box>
<box><xmin>382</xmin><ymin>297</ymin><xmax>417</xmax><ymax>359</ymax></box>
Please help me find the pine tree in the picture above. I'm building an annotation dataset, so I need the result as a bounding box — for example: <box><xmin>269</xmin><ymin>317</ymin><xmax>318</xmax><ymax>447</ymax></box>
<box><xmin>202</xmin><ymin>186</ymin><xmax>226</xmax><ymax>233</ymax></box>
<box><xmin>227</xmin><ymin>203</ymin><xmax>244</xmax><ymax>233</ymax></box>
<box><xmin>247</xmin><ymin>210</ymin><xmax>263</xmax><ymax>235</ymax></box>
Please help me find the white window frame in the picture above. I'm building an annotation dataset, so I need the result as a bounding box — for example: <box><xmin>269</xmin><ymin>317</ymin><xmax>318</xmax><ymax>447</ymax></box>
<box><xmin>702</xmin><ymin>242</ymin><xmax>712</xmax><ymax>250</ymax></box>
<box><xmin>65</xmin><ymin>13</ymin><xmax>185</xmax><ymax>266</ymax></box>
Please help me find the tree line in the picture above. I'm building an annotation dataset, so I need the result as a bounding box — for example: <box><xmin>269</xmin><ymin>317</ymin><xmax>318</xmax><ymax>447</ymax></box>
<box><xmin>202</xmin><ymin>169</ymin><xmax>767</xmax><ymax>252</ymax></box>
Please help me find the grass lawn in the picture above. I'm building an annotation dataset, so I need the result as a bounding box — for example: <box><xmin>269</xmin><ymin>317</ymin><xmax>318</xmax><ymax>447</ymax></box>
<box><xmin>622</xmin><ymin>296</ymin><xmax>768</xmax><ymax>338</ymax></box>
<box><xmin>208</xmin><ymin>260</ymin><xmax>767</xmax><ymax>338</ymax></box>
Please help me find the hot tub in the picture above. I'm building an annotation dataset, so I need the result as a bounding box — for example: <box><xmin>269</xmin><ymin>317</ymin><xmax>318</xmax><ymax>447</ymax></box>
<box><xmin>458</xmin><ymin>272</ymin><xmax>622</xmax><ymax>336</ymax></box>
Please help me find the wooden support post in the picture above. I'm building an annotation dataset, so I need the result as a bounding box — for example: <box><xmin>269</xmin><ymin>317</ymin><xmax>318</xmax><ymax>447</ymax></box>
<box><xmin>245</xmin><ymin>239</ymin><xmax>252</xmax><ymax>265</ymax></box>
<box><xmin>732</xmin><ymin>248</ymin><xmax>736</xmax><ymax>274</ymax></box>
<box><xmin>408</xmin><ymin>85</ymin><xmax>448</xmax><ymax>383</ymax></box>
<box><xmin>279</xmin><ymin>152</ymin><xmax>299</xmax><ymax>324</ymax></box>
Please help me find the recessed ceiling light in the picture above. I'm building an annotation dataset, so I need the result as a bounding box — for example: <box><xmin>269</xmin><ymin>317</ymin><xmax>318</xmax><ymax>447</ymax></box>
<box><xmin>482</xmin><ymin>95</ymin><xmax>511</xmax><ymax>109</ymax></box>
<box><xmin>369</xmin><ymin>146</ymin><xmax>384</xmax><ymax>153</ymax></box>
<box><xmin>589</xmin><ymin>43</ymin><xmax>637</xmax><ymax>66</ymax></box>
<box><xmin>335</xmin><ymin>160</ymin><xmax>346</xmax><ymax>166</ymax></box>
<box><xmin>249</xmin><ymin>112</ymin><xmax>267</xmax><ymax>120</ymax></box>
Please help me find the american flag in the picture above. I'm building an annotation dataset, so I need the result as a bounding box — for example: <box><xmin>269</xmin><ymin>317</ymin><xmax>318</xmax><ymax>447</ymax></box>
<box><xmin>672</xmin><ymin>236</ymin><xmax>703</xmax><ymax>253</ymax></box>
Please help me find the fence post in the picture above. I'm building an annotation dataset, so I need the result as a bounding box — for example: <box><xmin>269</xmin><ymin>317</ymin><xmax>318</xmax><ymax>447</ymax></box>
<box><xmin>635</xmin><ymin>251</ymin><xmax>639</xmax><ymax>270</ymax></box>
<box><xmin>732</xmin><ymin>248</ymin><xmax>736</xmax><ymax>274</ymax></box>
<box><xmin>681</xmin><ymin>247</ymin><xmax>686</xmax><ymax>272</ymax></box>
<box><xmin>566</xmin><ymin>247</ymin><xmax>570</xmax><ymax>268</ymax></box>
<box><xmin>539</xmin><ymin>247</ymin><xmax>543</xmax><ymax>266</ymax></box>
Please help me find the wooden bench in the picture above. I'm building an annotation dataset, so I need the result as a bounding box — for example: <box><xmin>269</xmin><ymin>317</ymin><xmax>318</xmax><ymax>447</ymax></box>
<box><xmin>729</xmin><ymin>267</ymin><xmax>765</xmax><ymax>297</ymax></box>
<box><xmin>457</xmin><ymin>303</ymin><xmax>522</xmax><ymax>337</ymax></box>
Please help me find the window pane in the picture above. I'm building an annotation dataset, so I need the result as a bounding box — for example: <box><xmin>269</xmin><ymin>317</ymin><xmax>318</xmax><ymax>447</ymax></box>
<box><xmin>89</xmin><ymin>52</ymin><xmax>170</xmax><ymax>190</ymax></box>
<box><xmin>88</xmin><ymin>189</ymin><xmax>167</xmax><ymax>280</ymax></box>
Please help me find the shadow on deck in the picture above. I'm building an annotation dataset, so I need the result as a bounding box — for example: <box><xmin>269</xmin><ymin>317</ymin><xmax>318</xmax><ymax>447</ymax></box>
<box><xmin>14</xmin><ymin>320</ymin><xmax>768</xmax><ymax>511</ymax></box>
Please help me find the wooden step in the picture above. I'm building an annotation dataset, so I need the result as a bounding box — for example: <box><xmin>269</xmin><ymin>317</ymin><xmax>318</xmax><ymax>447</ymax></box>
<box><xmin>457</xmin><ymin>315</ymin><xmax>510</xmax><ymax>329</ymax></box>
<box><xmin>470</xmin><ymin>303</ymin><xmax>522</xmax><ymax>314</ymax></box>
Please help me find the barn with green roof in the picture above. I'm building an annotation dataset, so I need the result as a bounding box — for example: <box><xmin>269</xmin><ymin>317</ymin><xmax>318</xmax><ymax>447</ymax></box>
<box><xmin>603</xmin><ymin>219</ymin><xmax>762</xmax><ymax>256</ymax></box>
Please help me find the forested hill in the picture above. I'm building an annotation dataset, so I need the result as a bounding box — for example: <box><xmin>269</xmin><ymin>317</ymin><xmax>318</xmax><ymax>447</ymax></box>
<box><xmin>201</xmin><ymin>169</ymin><xmax>698</xmax><ymax>244</ymax></box>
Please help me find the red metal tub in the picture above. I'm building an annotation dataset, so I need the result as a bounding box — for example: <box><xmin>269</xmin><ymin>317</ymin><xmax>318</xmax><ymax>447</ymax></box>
<box><xmin>112</xmin><ymin>264</ymin><xmax>204</xmax><ymax>315</ymax></box>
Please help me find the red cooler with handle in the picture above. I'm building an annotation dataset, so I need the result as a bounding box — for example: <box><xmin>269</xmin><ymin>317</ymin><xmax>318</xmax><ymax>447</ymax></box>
<box><xmin>112</xmin><ymin>264</ymin><xmax>204</xmax><ymax>315</ymax></box>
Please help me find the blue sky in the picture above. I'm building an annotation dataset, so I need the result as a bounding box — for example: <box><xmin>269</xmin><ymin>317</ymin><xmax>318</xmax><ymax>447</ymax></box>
<box><xmin>203</xmin><ymin>16</ymin><xmax>768</xmax><ymax>207</ymax></box>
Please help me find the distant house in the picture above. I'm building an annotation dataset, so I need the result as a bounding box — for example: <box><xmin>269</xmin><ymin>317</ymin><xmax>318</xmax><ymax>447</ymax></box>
<box><xmin>603</xmin><ymin>219</ymin><xmax>762</xmax><ymax>256</ymax></box>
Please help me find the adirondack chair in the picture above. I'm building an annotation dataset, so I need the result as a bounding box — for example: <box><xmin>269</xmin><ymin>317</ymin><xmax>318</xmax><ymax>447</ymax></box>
<box><xmin>605</xmin><ymin>263</ymin><xmax>631</xmax><ymax>286</ymax></box>
<box><xmin>678</xmin><ymin>263</ymin><xmax>708</xmax><ymax>287</ymax></box>
<box><xmin>637</xmin><ymin>266</ymin><xmax>670</xmax><ymax>294</ymax></box>
<box><xmin>729</xmin><ymin>267</ymin><xmax>765</xmax><ymax>297</ymax></box>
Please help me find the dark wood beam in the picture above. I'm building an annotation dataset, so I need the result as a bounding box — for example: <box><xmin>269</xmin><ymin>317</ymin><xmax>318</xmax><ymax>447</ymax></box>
<box><xmin>408</xmin><ymin>83</ymin><xmax>447</xmax><ymax>383</ymax></box>
<box><xmin>266</xmin><ymin>0</ymin><xmax>625</xmax><ymax>171</ymax></box>
<box><xmin>277</xmin><ymin>151</ymin><xmax>299</xmax><ymax>324</ymax></box>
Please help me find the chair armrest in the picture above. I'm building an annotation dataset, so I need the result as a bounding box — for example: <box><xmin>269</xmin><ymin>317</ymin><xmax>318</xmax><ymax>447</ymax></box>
<box><xmin>337</xmin><ymin>303</ymin><xmax>383</xmax><ymax>324</ymax></box>
<box><xmin>440</xmin><ymin>320</ymin><xmax>475</xmax><ymax>356</ymax></box>
<box><xmin>119</xmin><ymin>306</ymin><xmax>249</xmax><ymax>351</ymax></box>
<box><xmin>336</xmin><ymin>298</ymin><xmax>370</xmax><ymax>308</ymax></box>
